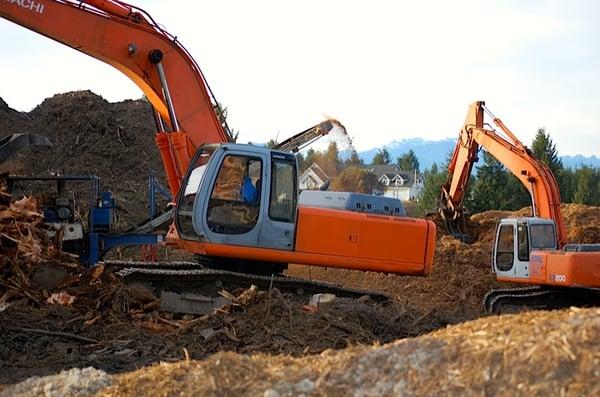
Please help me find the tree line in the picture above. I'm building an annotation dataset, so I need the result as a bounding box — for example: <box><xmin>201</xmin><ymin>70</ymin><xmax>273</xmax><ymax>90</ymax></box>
<box><xmin>417</xmin><ymin>128</ymin><xmax>600</xmax><ymax>214</ymax></box>
<box><xmin>289</xmin><ymin>142</ymin><xmax>424</xmax><ymax>194</ymax></box>
<box><xmin>269</xmin><ymin>128</ymin><xmax>599</xmax><ymax>214</ymax></box>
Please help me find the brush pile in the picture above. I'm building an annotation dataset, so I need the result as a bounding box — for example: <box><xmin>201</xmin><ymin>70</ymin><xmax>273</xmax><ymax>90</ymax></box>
<box><xmin>0</xmin><ymin>177</ymin><xmax>79</xmax><ymax>308</ymax></box>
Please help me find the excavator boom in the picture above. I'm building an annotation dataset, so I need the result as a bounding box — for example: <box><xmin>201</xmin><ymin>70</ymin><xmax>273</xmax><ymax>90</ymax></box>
<box><xmin>440</xmin><ymin>101</ymin><xmax>566</xmax><ymax>246</ymax></box>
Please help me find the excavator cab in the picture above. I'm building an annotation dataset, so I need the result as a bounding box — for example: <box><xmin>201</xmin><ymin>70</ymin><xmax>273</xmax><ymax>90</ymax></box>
<box><xmin>176</xmin><ymin>143</ymin><xmax>298</xmax><ymax>251</ymax></box>
<box><xmin>492</xmin><ymin>218</ymin><xmax>557</xmax><ymax>279</ymax></box>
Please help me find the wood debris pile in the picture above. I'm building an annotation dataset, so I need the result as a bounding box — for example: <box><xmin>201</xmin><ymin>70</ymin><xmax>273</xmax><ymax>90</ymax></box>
<box><xmin>134</xmin><ymin>286</ymin><xmax>409</xmax><ymax>357</ymax></box>
<box><xmin>0</xmin><ymin>175</ymin><xmax>161</xmax><ymax>320</ymax></box>
<box><xmin>0</xmin><ymin>178</ymin><xmax>78</xmax><ymax>306</ymax></box>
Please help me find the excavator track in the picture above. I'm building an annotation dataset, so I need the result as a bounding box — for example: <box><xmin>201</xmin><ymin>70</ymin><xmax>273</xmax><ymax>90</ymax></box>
<box><xmin>100</xmin><ymin>260</ymin><xmax>390</xmax><ymax>314</ymax></box>
<box><xmin>484</xmin><ymin>286</ymin><xmax>600</xmax><ymax>314</ymax></box>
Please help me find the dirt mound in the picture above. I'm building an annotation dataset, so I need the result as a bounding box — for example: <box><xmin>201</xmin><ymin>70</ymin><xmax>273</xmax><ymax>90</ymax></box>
<box><xmin>0</xmin><ymin>91</ymin><xmax>163</xmax><ymax>227</ymax></box>
<box><xmin>25</xmin><ymin>307</ymin><xmax>588</xmax><ymax>396</ymax></box>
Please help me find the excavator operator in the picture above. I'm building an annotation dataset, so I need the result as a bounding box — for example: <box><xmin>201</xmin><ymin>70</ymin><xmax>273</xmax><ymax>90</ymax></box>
<box><xmin>240</xmin><ymin>173</ymin><xmax>257</xmax><ymax>203</ymax></box>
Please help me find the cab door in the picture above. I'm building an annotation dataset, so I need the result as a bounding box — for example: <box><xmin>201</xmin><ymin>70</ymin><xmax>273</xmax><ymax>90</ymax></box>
<box><xmin>194</xmin><ymin>148</ymin><xmax>267</xmax><ymax>248</ymax></box>
<box><xmin>493</xmin><ymin>220</ymin><xmax>531</xmax><ymax>279</ymax></box>
<box><xmin>257</xmin><ymin>152</ymin><xmax>297</xmax><ymax>250</ymax></box>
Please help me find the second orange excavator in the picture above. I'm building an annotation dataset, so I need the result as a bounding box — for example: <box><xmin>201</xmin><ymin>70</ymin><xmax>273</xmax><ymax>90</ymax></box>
<box><xmin>440</xmin><ymin>101</ymin><xmax>600</xmax><ymax>312</ymax></box>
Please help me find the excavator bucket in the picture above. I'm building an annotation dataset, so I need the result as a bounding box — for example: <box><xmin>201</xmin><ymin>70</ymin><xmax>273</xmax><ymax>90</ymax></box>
<box><xmin>0</xmin><ymin>133</ymin><xmax>52</xmax><ymax>164</ymax></box>
<box><xmin>443</xmin><ymin>214</ymin><xmax>471</xmax><ymax>243</ymax></box>
<box><xmin>438</xmin><ymin>206</ymin><xmax>471</xmax><ymax>243</ymax></box>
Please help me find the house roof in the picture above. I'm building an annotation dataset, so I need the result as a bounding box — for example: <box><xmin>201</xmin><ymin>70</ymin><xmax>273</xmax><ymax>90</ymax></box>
<box><xmin>299</xmin><ymin>162</ymin><xmax>330</xmax><ymax>184</ymax></box>
<box><xmin>308</xmin><ymin>162</ymin><xmax>329</xmax><ymax>182</ymax></box>
<box><xmin>363</xmin><ymin>164</ymin><xmax>422</xmax><ymax>185</ymax></box>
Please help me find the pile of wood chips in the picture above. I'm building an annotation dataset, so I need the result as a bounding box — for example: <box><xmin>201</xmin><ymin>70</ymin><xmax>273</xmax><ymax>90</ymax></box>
<box><xmin>100</xmin><ymin>307</ymin><xmax>600</xmax><ymax>397</ymax></box>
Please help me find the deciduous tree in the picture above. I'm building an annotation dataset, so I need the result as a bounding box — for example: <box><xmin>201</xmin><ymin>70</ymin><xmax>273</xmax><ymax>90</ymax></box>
<box><xmin>331</xmin><ymin>167</ymin><xmax>382</xmax><ymax>194</ymax></box>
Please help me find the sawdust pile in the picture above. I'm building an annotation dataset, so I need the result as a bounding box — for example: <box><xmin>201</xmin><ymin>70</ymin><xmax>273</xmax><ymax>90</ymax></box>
<box><xmin>562</xmin><ymin>204</ymin><xmax>600</xmax><ymax>243</ymax></box>
<box><xmin>32</xmin><ymin>307</ymin><xmax>591</xmax><ymax>396</ymax></box>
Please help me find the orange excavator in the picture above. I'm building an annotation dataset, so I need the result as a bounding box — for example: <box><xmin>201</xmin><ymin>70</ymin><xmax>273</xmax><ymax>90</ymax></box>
<box><xmin>440</xmin><ymin>101</ymin><xmax>600</xmax><ymax>312</ymax></box>
<box><xmin>0</xmin><ymin>0</ymin><xmax>436</xmax><ymax>309</ymax></box>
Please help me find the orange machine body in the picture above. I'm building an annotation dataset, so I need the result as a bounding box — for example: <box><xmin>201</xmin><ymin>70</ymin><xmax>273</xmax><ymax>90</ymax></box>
<box><xmin>175</xmin><ymin>206</ymin><xmax>436</xmax><ymax>275</ymax></box>
<box><xmin>499</xmin><ymin>250</ymin><xmax>600</xmax><ymax>288</ymax></box>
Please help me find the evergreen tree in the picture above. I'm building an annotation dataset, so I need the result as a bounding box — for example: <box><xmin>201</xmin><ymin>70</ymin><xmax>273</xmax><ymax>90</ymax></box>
<box><xmin>556</xmin><ymin>167</ymin><xmax>575</xmax><ymax>202</ymax></box>
<box><xmin>323</xmin><ymin>142</ymin><xmax>341</xmax><ymax>176</ymax></box>
<box><xmin>345</xmin><ymin>149</ymin><xmax>364</xmax><ymax>166</ymax></box>
<box><xmin>572</xmin><ymin>166</ymin><xmax>598</xmax><ymax>205</ymax></box>
<box><xmin>303</xmin><ymin>148</ymin><xmax>317</xmax><ymax>173</ymax></box>
<box><xmin>470</xmin><ymin>152</ymin><xmax>506</xmax><ymax>212</ymax></box>
<box><xmin>530</xmin><ymin>127</ymin><xmax>572</xmax><ymax>200</ymax></box>
<box><xmin>417</xmin><ymin>164</ymin><xmax>447</xmax><ymax>215</ymax></box>
<box><xmin>531</xmin><ymin>127</ymin><xmax>562</xmax><ymax>175</ymax></box>
<box><xmin>299</xmin><ymin>144</ymin><xmax>342</xmax><ymax>177</ymax></box>
<box><xmin>397</xmin><ymin>149</ymin><xmax>420</xmax><ymax>171</ymax></box>
<box><xmin>372</xmin><ymin>148</ymin><xmax>391</xmax><ymax>165</ymax></box>
<box><xmin>430</xmin><ymin>162</ymin><xmax>438</xmax><ymax>174</ymax></box>
<box><xmin>504</xmin><ymin>175</ymin><xmax>532</xmax><ymax>211</ymax></box>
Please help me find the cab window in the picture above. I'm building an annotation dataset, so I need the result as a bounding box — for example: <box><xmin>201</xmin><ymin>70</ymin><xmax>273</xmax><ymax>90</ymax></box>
<box><xmin>269</xmin><ymin>156</ymin><xmax>297</xmax><ymax>222</ymax></box>
<box><xmin>495</xmin><ymin>224</ymin><xmax>514</xmax><ymax>271</ymax></box>
<box><xmin>207</xmin><ymin>155</ymin><xmax>262</xmax><ymax>235</ymax></box>
<box><xmin>517</xmin><ymin>223</ymin><xmax>529</xmax><ymax>262</ymax></box>
<box><xmin>530</xmin><ymin>224</ymin><xmax>556</xmax><ymax>249</ymax></box>
<box><xmin>177</xmin><ymin>147</ymin><xmax>215</xmax><ymax>240</ymax></box>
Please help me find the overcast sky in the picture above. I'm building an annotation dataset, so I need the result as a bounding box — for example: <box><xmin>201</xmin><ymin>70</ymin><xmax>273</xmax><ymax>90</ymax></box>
<box><xmin>1</xmin><ymin>0</ymin><xmax>599</xmax><ymax>156</ymax></box>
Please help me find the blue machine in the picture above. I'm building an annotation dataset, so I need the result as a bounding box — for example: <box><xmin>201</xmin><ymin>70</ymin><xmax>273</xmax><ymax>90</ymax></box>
<box><xmin>7</xmin><ymin>175</ymin><xmax>165</xmax><ymax>266</ymax></box>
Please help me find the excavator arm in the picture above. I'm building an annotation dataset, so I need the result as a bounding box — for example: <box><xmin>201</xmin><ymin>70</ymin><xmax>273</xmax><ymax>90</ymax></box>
<box><xmin>440</xmin><ymin>101</ymin><xmax>566</xmax><ymax>246</ymax></box>
<box><xmin>1</xmin><ymin>0</ymin><xmax>232</xmax><ymax>196</ymax></box>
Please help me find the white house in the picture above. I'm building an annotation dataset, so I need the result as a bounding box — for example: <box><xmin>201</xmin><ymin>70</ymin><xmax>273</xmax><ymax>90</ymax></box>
<box><xmin>364</xmin><ymin>164</ymin><xmax>424</xmax><ymax>201</ymax></box>
<box><xmin>299</xmin><ymin>162</ymin><xmax>330</xmax><ymax>190</ymax></box>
